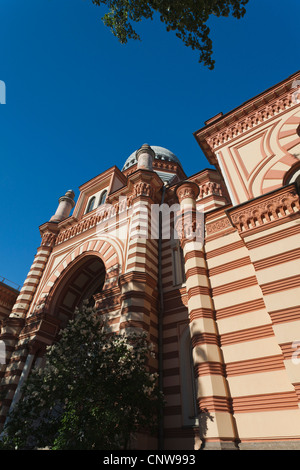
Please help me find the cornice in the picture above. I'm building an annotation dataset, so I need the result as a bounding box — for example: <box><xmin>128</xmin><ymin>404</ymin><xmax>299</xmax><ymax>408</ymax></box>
<box><xmin>226</xmin><ymin>184</ymin><xmax>300</xmax><ymax>234</ymax></box>
<box><xmin>78</xmin><ymin>165</ymin><xmax>125</xmax><ymax>193</ymax></box>
<box><xmin>194</xmin><ymin>71</ymin><xmax>300</xmax><ymax>163</ymax></box>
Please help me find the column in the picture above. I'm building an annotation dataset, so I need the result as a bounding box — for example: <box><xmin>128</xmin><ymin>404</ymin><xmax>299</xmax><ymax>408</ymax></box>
<box><xmin>175</xmin><ymin>181</ymin><xmax>238</xmax><ymax>450</ymax></box>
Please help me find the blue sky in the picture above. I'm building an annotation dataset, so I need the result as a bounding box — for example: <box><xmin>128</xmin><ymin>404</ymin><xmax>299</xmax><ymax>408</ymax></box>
<box><xmin>0</xmin><ymin>0</ymin><xmax>299</xmax><ymax>287</ymax></box>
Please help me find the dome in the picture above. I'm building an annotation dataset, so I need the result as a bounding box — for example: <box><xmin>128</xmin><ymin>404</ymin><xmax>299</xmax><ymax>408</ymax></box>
<box><xmin>122</xmin><ymin>145</ymin><xmax>182</xmax><ymax>171</ymax></box>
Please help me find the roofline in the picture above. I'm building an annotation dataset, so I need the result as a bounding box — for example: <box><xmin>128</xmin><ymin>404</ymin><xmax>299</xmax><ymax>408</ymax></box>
<box><xmin>193</xmin><ymin>69</ymin><xmax>300</xmax><ymax>138</ymax></box>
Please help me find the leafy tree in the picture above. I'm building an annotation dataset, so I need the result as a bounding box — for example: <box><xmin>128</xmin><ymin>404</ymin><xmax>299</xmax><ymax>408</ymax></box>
<box><xmin>0</xmin><ymin>302</ymin><xmax>161</xmax><ymax>450</ymax></box>
<box><xmin>91</xmin><ymin>0</ymin><xmax>249</xmax><ymax>69</ymax></box>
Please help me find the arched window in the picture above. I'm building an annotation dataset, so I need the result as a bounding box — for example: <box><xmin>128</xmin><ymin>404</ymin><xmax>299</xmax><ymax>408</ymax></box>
<box><xmin>172</xmin><ymin>243</ymin><xmax>186</xmax><ymax>286</ymax></box>
<box><xmin>179</xmin><ymin>326</ymin><xmax>198</xmax><ymax>427</ymax></box>
<box><xmin>284</xmin><ymin>164</ymin><xmax>300</xmax><ymax>189</ymax></box>
<box><xmin>98</xmin><ymin>190</ymin><xmax>107</xmax><ymax>206</ymax></box>
<box><xmin>86</xmin><ymin>196</ymin><xmax>96</xmax><ymax>213</ymax></box>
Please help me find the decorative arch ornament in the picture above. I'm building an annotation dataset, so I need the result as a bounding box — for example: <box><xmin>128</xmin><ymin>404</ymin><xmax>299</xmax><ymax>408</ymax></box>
<box><xmin>32</xmin><ymin>237</ymin><xmax>124</xmax><ymax>318</ymax></box>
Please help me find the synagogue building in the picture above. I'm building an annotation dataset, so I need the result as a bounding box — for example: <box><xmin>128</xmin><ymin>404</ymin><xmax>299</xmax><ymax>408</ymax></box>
<box><xmin>1</xmin><ymin>71</ymin><xmax>300</xmax><ymax>450</ymax></box>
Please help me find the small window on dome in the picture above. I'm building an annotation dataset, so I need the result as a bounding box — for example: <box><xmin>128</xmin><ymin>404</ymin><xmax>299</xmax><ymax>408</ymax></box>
<box><xmin>86</xmin><ymin>196</ymin><xmax>96</xmax><ymax>214</ymax></box>
<box><xmin>98</xmin><ymin>190</ymin><xmax>107</xmax><ymax>206</ymax></box>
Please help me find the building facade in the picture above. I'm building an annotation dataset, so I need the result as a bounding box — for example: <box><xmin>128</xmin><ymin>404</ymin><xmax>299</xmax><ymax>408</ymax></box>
<box><xmin>1</xmin><ymin>71</ymin><xmax>300</xmax><ymax>450</ymax></box>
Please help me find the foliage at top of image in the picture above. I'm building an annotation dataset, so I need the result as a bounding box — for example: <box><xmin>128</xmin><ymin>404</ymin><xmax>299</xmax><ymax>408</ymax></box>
<box><xmin>92</xmin><ymin>0</ymin><xmax>249</xmax><ymax>69</ymax></box>
<box><xmin>0</xmin><ymin>302</ymin><xmax>162</xmax><ymax>450</ymax></box>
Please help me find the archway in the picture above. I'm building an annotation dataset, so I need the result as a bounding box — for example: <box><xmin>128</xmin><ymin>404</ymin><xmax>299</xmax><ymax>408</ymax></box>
<box><xmin>47</xmin><ymin>254</ymin><xmax>106</xmax><ymax>326</ymax></box>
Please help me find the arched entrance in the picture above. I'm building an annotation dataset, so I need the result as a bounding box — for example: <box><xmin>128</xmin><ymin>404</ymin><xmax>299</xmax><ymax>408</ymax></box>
<box><xmin>48</xmin><ymin>254</ymin><xmax>106</xmax><ymax>326</ymax></box>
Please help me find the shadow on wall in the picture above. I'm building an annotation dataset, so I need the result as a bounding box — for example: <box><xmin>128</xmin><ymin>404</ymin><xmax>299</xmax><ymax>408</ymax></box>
<box><xmin>198</xmin><ymin>409</ymin><xmax>214</xmax><ymax>450</ymax></box>
<box><xmin>178</xmin><ymin>323</ymin><xmax>215</xmax><ymax>450</ymax></box>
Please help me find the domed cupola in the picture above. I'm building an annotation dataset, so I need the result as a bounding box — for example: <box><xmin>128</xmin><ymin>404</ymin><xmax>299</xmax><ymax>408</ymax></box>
<box><xmin>122</xmin><ymin>145</ymin><xmax>185</xmax><ymax>183</ymax></box>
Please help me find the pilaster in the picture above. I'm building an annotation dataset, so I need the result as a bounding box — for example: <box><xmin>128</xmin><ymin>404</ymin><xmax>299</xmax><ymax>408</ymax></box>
<box><xmin>175</xmin><ymin>181</ymin><xmax>239</xmax><ymax>449</ymax></box>
<box><xmin>0</xmin><ymin>221</ymin><xmax>59</xmax><ymax>429</ymax></box>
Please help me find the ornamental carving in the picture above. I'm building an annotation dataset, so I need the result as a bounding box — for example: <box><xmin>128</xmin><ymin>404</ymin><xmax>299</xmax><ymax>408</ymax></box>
<box><xmin>176</xmin><ymin>182</ymin><xmax>199</xmax><ymax>203</ymax></box>
<box><xmin>133</xmin><ymin>182</ymin><xmax>154</xmax><ymax>199</ymax></box>
<box><xmin>228</xmin><ymin>188</ymin><xmax>300</xmax><ymax>233</ymax></box>
<box><xmin>55</xmin><ymin>197</ymin><xmax>133</xmax><ymax>245</ymax></box>
<box><xmin>206</xmin><ymin>91</ymin><xmax>295</xmax><ymax>149</ymax></box>
<box><xmin>174</xmin><ymin>210</ymin><xmax>204</xmax><ymax>247</ymax></box>
<box><xmin>41</xmin><ymin>232</ymin><xmax>57</xmax><ymax>247</ymax></box>
<box><xmin>199</xmin><ymin>182</ymin><xmax>222</xmax><ymax>198</ymax></box>
<box><xmin>206</xmin><ymin>217</ymin><xmax>231</xmax><ymax>235</ymax></box>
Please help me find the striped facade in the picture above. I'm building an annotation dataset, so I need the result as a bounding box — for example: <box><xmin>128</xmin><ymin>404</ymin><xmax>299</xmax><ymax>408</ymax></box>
<box><xmin>1</xmin><ymin>71</ymin><xmax>300</xmax><ymax>449</ymax></box>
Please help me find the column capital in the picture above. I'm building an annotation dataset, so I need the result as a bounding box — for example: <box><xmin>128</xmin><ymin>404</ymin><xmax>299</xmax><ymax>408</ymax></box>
<box><xmin>175</xmin><ymin>181</ymin><xmax>200</xmax><ymax>205</ymax></box>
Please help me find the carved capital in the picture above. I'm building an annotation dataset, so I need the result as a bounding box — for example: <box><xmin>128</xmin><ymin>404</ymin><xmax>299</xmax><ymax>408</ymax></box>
<box><xmin>176</xmin><ymin>181</ymin><xmax>200</xmax><ymax>204</ymax></box>
<box><xmin>39</xmin><ymin>222</ymin><xmax>59</xmax><ymax>247</ymax></box>
<box><xmin>133</xmin><ymin>181</ymin><xmax>154</xmax><ymax>199</ymax></box>
<box><xmin>41</xmin><ymin>232</ymin><xmax>57</xmax><ymax>247</ymax></box>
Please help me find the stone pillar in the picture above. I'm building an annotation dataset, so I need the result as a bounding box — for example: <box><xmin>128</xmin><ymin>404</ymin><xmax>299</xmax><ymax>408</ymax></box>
<box><xmin>117</xmin><ymin>165</ymin><xmax>162</xmax><ymax>450</ymax></box>
<box><xmin>0</xmin><ymin>317</ymin><xmax>24</xmax><ymax>427</ymax></box>
<box><xmin>0</xmin><ymin>222</ymin><xmax>58</xmax><ymax>429</ymax></box>
<box><xmin>136</xmin><ymin>144</ymin><xmax>155</xmax><ymax>171</ymax></box>
<box><xmin>50</xmin><ymin>189</ymin><xmax>75</xmax><ymax>222</ymax></box>
<box><xmin>175</xmin><ymin>181</ymin><xmax>238</xmax><ymax>450</ymax></box>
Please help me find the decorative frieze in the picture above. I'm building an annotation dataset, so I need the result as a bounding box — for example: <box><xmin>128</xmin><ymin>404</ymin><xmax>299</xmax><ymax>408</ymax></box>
<box><xmin>198</xmin><ymin>181</ymin><xmax>222</xmax><ymax>199</ymax></box>
<box><xmin>205</xmin><ymin>217</ymin><xmax>231</xmax><ymax>236</ymax></box>
<box><xmin>55</xmin><ymin>181</ymin><xmax>158</xmax><ymax>246</ymax></box>
<box><xmin>41</xmin><ymin>231</ymin><xmax>57</xmax><ymax>247</ymax></box>
<box><xmin>206</xmin><ymin>91</ymin><xmax>296</xmax><ymax>149</ymax></box>
<box><xmin>227</xmin><ymin>186</ymin><xmax>300</xmax><ymax>233</ymax></box>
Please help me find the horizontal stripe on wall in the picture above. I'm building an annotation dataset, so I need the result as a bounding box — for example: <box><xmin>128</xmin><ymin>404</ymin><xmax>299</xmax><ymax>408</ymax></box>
<box><xmin>208</xmin><ymin>256</ymin><xmax>252</xmax><ymax>277</ymax></box>
<box><xmin>189</xmin><ymin>308</ymin><xmax>214</xmax><ymax>322</ymax></box>
<box><xmin>232</xmin><ymin>391</ymin><xmax>299</xmax><ymax>413</ymax></box>
<box><xmin>164</xmin><ymin>405</ymin><xmax>182</xmax><ymax>416</ymax></box>
<box><xmin>212</xmin><ymin>276</ymin><xmax>258</xmax><ymax>297</ymax></box>
<box><xmin>163</xmin><ymin>385</ymin><xmax>181</xmax><ymax>395</ymax></box>
<box><xmin>187</xmin><ymin>285</ymin><xmax>211</xmax><ymax>299</ymax></box>
<box><xmin>197</xmin><ymin>395</ymin><xmax>232</xmax><ymax>413</ymax></box>
<box><xmin>186</xmin><ymin>266</ymin><xmax>208</xmax><ymax>278</ymax></box>
<box><xmin>194</xmin><ymin>361</ymin><xmax>225</xmax><ymax>377</ymax></box>
<box><xmin>261</xmin><ymin>274</ymin><xmax>300</xmax><ymax>295</ymax></box>
<box><xmin>220</xmin><ymin>324</ymin><xmax>274</xmax><ymax>346</ymax></box>
<box><xmin>192</xmin><ymin>332</ymin><xmax>219</xmax><ymax>347</ymax></box>
<box><xmin>246</xmin><ymin>224</ymin><xmax>300</xmax><ymax>250</ymax></box>
<box><xmin>184</xmin><ymin>250</ymin><xmax>205</xmax><ymax>262</ymax></box>
<box><xmin>163</xmin><ymin>367</ymin><xmax>180</xmax><ymax>377</ymax></box>
<box><xmin>225</xmin><ymin>355</ymin><xmax>285</xmax><ymax>376</ymax></box>
<box><xmin>269</xmin><ymin>306</ymin><xmax>300</xmax><ymax>324</ymax></box>
<box><xmin>215</xmin><ymin>298</ymin><xmax>266</xmax><ymax>320</ymax></box>
<box><xmin>205</xmin><ymin>240</ymin><xmax>244</xmax><ymax>259</ymax></box>
<box><xmin>253</xmin><ymin>247</ymin><xmax>300</xmax><ymax>271</ymax></box>
<box><xmin>280</xmin><ymin>342</ymin><xmax>299</xmax><ymax>360</ymax></box>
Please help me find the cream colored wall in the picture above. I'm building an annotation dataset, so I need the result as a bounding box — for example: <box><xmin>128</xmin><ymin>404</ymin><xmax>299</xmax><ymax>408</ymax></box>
<box><xmin>205</xmin><ymin>211</ymin><xmax>300</xmax><ymax>444</ymax></box>
<box><xmin>215</xmin><ymin>106</ymin><xmax>300</xmax><ymax>204</ymax></box>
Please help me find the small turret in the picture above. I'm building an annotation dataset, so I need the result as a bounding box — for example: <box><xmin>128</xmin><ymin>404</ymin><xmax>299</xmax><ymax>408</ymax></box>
<box><xmin>50</xmin><ymin>189</ymin><xmax>75</xmax><ymax>222</ymax></box>
<box><xmin>136</xmin><ymin>144</ymin><xmax>155</xmax><ymax>171</ymax></box>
